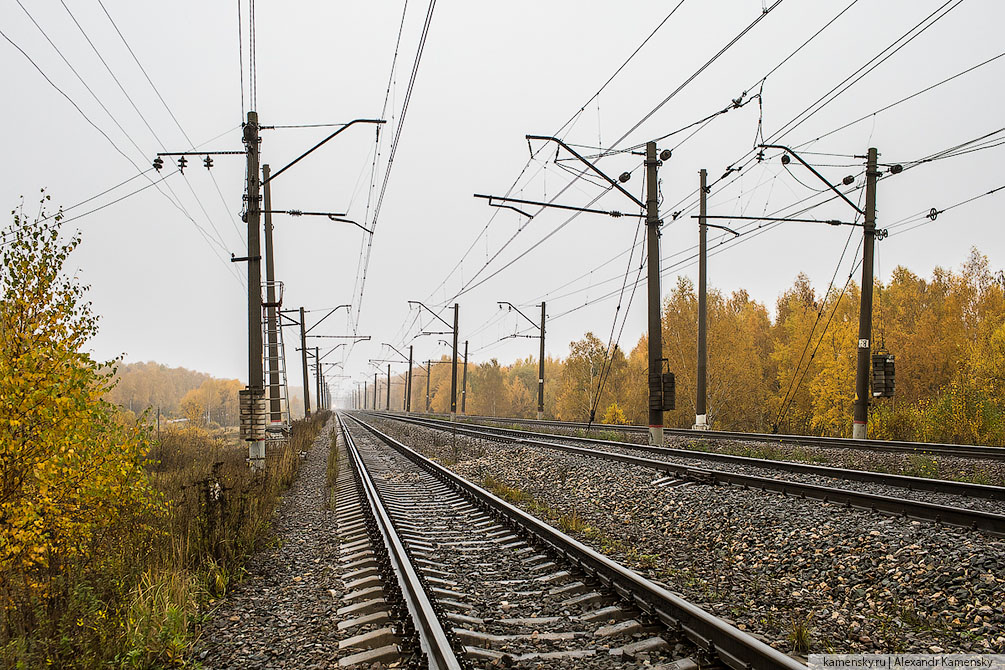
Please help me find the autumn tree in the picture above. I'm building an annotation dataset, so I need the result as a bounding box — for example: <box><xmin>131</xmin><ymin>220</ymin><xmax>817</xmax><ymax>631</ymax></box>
<box><xmin>555</xmin><ymin>333</ymin><xmax>623</xmax><ymax>422</ymax></box>
<box><xmin>104</xmin><ymin>361</ymin><xmax>211</xmax><ymax>417</ymax></box>
<box><xmin>178</xmin><ymin>378</ymin><xmax>242</xmax><ymax>427</ymax></box>
<box><xmin>466</xmin><ymin>358</ymin><xmax>507</xmax><ymax>416</ymax></box>
<box><xmin>0</xmin><ymin>195</ymin><xmax>159</xmax><ymax>642</ymax></box>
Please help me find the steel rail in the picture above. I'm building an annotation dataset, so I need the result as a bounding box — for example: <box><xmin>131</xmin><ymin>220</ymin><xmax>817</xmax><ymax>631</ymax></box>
<box><xmin>345</xmin><ymin>413</ymin><xmax>807</xmax><ymax>670</ymax></box>
<box><xmin>337</xmin><ymin>416</ymin><xmax>462</xmax><ymax>670</ymax></box>
<box><xmin>379</xmin><ymin>413</ymin><xmax>1004</xmax><ymax>501</ymax></box>
<box><xmin>370</xmin><ymin>413</ymin><xmax>1005</xmax><ymax>537</ymax></box>
<box><xmin>434</xmin><ymin>413</ymin><xmax>1005</xmax><ymax>461</ymax></box>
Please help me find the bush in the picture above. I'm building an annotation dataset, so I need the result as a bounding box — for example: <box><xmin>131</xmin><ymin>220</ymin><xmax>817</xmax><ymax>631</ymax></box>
<box><xmin>0</xmin><ymin>193</ymin><xmax>332</xmax><ymax>667</ymax></box>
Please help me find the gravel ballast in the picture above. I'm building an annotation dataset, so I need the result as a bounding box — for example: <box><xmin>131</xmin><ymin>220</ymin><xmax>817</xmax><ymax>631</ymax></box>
<box><xmin>196</xmin><ymin>420</ymin><xmax>344</xmax><ymax>669</ymax></box>
<box><xmin>370</xmin><ymin>417</ymin><xmax>1005</xmax><ymax>656</ymax></box>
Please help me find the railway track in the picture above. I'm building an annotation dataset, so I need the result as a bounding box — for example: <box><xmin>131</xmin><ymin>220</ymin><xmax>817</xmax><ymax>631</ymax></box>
<box><xmin>427</xmin><ymin>412</ymin><xmax>1005</xmax><ymax>461</ymax></box>
<box><xmin>336</xmin><ymin>413</ymin><xmax>807</xmax><ymax>669</ymax></box>
<box><xmin>375</xmin><ymin>412</ymin><xmax>1005</xmax><ymax>502</ymax></box>
<box><xmin>368</xmin><ymin>412</ymin><xmax>1005</xmax><ymax>537</ymax></box>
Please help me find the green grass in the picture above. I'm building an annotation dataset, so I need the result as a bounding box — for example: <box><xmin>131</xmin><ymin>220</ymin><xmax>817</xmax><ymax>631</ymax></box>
<box><xmin>788</xmin><ymin>615</ymin><xmax>813</xmax><ymax>654</ymax></box>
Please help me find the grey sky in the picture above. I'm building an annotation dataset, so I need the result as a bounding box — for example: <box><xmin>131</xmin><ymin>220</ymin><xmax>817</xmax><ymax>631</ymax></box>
<box><xmin>3</xmin><ymin>0</ymin><xmax>1003</xmax><ymax>404</ymax></box>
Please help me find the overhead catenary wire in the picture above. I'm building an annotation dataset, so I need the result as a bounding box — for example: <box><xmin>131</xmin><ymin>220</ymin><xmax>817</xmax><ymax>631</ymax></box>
<box><xmin>764</xmin><ymin>0</ymin><xmax>965</xmax><ymax>146</ymax></box>
<box><xmin>772</xmin><ymin>187</ymin><xmax>864</xmax><ymax>431</ymax></box>
<box><xmin>428</xmin><ymin>0</ymin><xmax>788</xmax><ymax>319</ymax></box>
<box><xmin>470</xmin><ymin>0</ymin><xmax>872</xmax><ymax>327</ymax></box>
<box><xmin>886</xmin><ymin>182</ymin><xmax>1005</xmax><ymax>238</ymax></box>
<box><xmin>800</xmin><ymin>49</ymin><xmax>1005</xmax><ymax>149</ymax></box>
<box><xmin>350</xmin><ymin>0</ymin><xmax>438</xmax><ymax>338</ymax></box>
<box><xmin>418</xmin><ymin>0</ymin><xmax>695</xmax><ymax>320</ymax></box>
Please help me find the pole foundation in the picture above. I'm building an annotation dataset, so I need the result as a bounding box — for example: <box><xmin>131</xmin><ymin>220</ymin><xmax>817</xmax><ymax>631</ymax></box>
<box><xmin>852</xmin><ymin>422</ymin><xmax>867</xmax><ymax>439</ymax></box>
<box><xmin>693</xmin><ymin>414</ymin><xmax>709</xmax><ymax>430</ymax></box>
<box><xmin>649</xmin><ymin>426</ymin><xmax>664</xmax><ymax>446</ymax></box>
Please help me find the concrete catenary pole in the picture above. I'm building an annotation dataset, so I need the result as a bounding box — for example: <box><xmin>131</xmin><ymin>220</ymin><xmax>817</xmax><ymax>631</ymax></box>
<box><xmin>461</xmin><ymin>340</ymin><xmax>469</xmax><ymax>415</ymax></box>
<box><xmin>406</xmin><ymin>345</ymin><xmax>414</xmax><ymax>413</ymax></box>
<box><xmin>315</xmin><ymin>347</ymin><xmax>321</xmax><ymax>413</ymax></box>
<box><xmin>425</xmin><ymin>360</ymin><xmax>431</xmax><ymax>413</ymax></box>
<box><xmin>386</xmin><ymin>364</ymin><xmax>391</xmax><ymax>411</ymax></box>
<box><xmin>538</xmin><ymin>302</ymin><xmax>546</xmax><ymax>420</ymax></box>
<box><xmin>853</xmin><ymin>148</ymin><xmax>880</xmax><ymax>439</ymax></box>
<box><xmin>695</xmin><ymin>168</ymin><xmax>709</xmax><ymax>430</ymax></box>
<box><xmin>262</xmin><ymin>164</ymin><xmax>282</xmax><ymax>425</ymax></box>
<box><xmin>645</xmin><ymin>141</ymin><xmax>665</xmax><ymax>446</ymax></box>
<box><xmin>299</xmin><ymin>307</ymin><xmax>311</xmax><ymax>418</ymax></box>
<box><xmin>449</xmin><ymin>304</ymin><xmax>459</xmax><ymax>421</ymax></box>
<box><xmin>245</xmin><ymin>111</ymin><xmax>265</xmax><ymax>469</ymax></box>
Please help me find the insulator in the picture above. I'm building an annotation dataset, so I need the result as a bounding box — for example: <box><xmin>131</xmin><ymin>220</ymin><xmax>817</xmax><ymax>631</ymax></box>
<box><xmin>178</xmin><ymin>156</ymin><xmax>188</xmax><ymax>172</ymax></box>
<box><xmin>889</xmin><ymin>164</ymin><xmax>903</xmax><ymax>174</ymax></box>
<box><xmin>843</xmin><ymin>175</ymin><xmax>855</xmax><ymax>186</ymax></box>
<box><xmin>659</xmin><ymin>149</ymin><xmax>672</xmax><ymax>161</ymax></box>
<box><xmin>153</xmin><ymin>156</ymin><xmax>163</xmax><ymax>171</ymax></box>
<box><xmin>204</xmin><ymin>156</ymin><xmax>214</xmax><ymax>169</ymax></box>
<box><xmin>619</xmin><ymin>172</ymin><xmax>631</xmax><ymax>183</ymax></box>
<box><xmin>780</xmin><ymin>153</ymin><xmax>791</xmax><ymax>165</ymax></box>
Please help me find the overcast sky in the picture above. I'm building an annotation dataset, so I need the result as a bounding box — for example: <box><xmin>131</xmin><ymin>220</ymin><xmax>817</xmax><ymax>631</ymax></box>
<box><xmin>3</xmin><ymin>0</ymin><xmax>1003</xmax><ymax>405</ymax></box>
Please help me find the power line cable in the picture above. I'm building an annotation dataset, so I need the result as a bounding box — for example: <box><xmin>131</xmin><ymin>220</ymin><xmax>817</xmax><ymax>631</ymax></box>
<box><xmin>552</xmin><ymin>0</ymin><xmax>689</xmax><ymax>140</ymax></box>
<box><xmin>0</xmin><ymin>24</ymin><xmax>243</xmax><ymax>285</ymax></box>
<box><xmin>95</xmin><ymin>1</ymin><xmax>245</xmax><ymax>243</ymax></box>
<box><xmin>607</xmin><ymin>0</ymin><xmax>784</xmax><ymax>151</ymax></box>
<box><xmin>237</xmin><ymin>0</ymin><xmax>245</xmax><ymax>117</ymax></box>
<box><xmin>59</xmin><ymin>169</ymin><xmax>180</xmax><ymax>226</ymax></box>
<box><xmin>56</xmin><ymin>0</ymin><xmax>238</xmax><ymax>254</ymax></box>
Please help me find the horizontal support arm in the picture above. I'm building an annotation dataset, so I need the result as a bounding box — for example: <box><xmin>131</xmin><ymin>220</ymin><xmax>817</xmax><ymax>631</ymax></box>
<box><xmin>526</xmin><ymin>135</ymin><xmax>646</xmax><ymax>209</ymax></box>
<box><xmin>264</xmin><ymin>119</ymin><xmax>386</xmax><ymax>185</ymax></box>
<box><xmin>760</xmin><ymin>144</ymin><xmax>865</xmax><ymax>215</ymax></box>
<box><xmin>475</xmin><ymin>194</ymin><xmax>644</xmax><ymax>220</ymax></box>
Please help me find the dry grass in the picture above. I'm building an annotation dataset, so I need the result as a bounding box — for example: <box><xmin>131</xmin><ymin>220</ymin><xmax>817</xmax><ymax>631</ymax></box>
<box><xmin>2</xmin><ymin>411</ymin><xmax>331</xmax><ymax>669</ymax></box>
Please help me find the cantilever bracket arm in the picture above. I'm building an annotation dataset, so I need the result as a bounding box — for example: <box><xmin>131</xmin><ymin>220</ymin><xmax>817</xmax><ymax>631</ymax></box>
<box><xmin>705</xmin><ymin>222</ymin><xmax>740</xmax><ymax>237</ymax></box>
<box><xmin>474</xmin><ymin>194</ymin><xmax>644</xmax><ymax>219</ymax></box>
<box><xmin>305</xmin><ymin>304</ymin><xmax>352</xmax><ymax>334</ymax></box>
<box><xmin>526</xmin><ymin>135</ymin><xmax>646</xmax><ymax>209</ymax></box>
<box><xmin>381</xmin><ymin>342</ymin><xmax>410</xmax><ymax>363</ymax></box>
<box><xmin>262</xmin><ymin>210</ymin><xmax>371</xmax><ymax>234</ymax></box>
<box><xmin>488</xmin><ymin>200</ymin><xmax>534</xmax><ymax>218</ymax></box>
<box><xmin>328</xmin><ymin>215</ymin><xmax>373</xmax><ymax>235</ymax></box>
<box><xmin>759</xmin><ymin>144</ymin><xmax>865</xmax><ymax>216</ymax></box>
<box><xmin>497</xmin><ymin>301</ymin><xmax>540</xmax><ymax>330</ymax></box>
<box><xmin>264</xmin><ymin>119</ymin><xmax>386</xmax><ymax>185</ymax></box>
<box><xmin>408</xmin><ymin>300</ymin><xmax>452</xmax><ymax>329</ymax></box>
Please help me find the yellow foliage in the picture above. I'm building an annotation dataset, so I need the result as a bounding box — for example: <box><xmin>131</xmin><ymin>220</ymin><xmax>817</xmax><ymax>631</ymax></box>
<box><xmin>0</xmin><ymin>195</ymin><xmax>160</xmax><ymax>645</ymax></box>
<box><xmin>601</xmin><ymin>402</ymin><xmax>628</xmax><ymax>425</ymax></box>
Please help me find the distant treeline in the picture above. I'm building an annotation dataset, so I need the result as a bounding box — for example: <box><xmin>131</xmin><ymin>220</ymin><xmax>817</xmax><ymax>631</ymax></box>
<box><xmin>105</xmin><ymin>362</ymin><xmax>306</xmax><ymax>426</ymax></box>
<box><xmin>404</xmin><ymin>249</ymin><xmax>1005</xmax><ymax>445</ymax></box>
